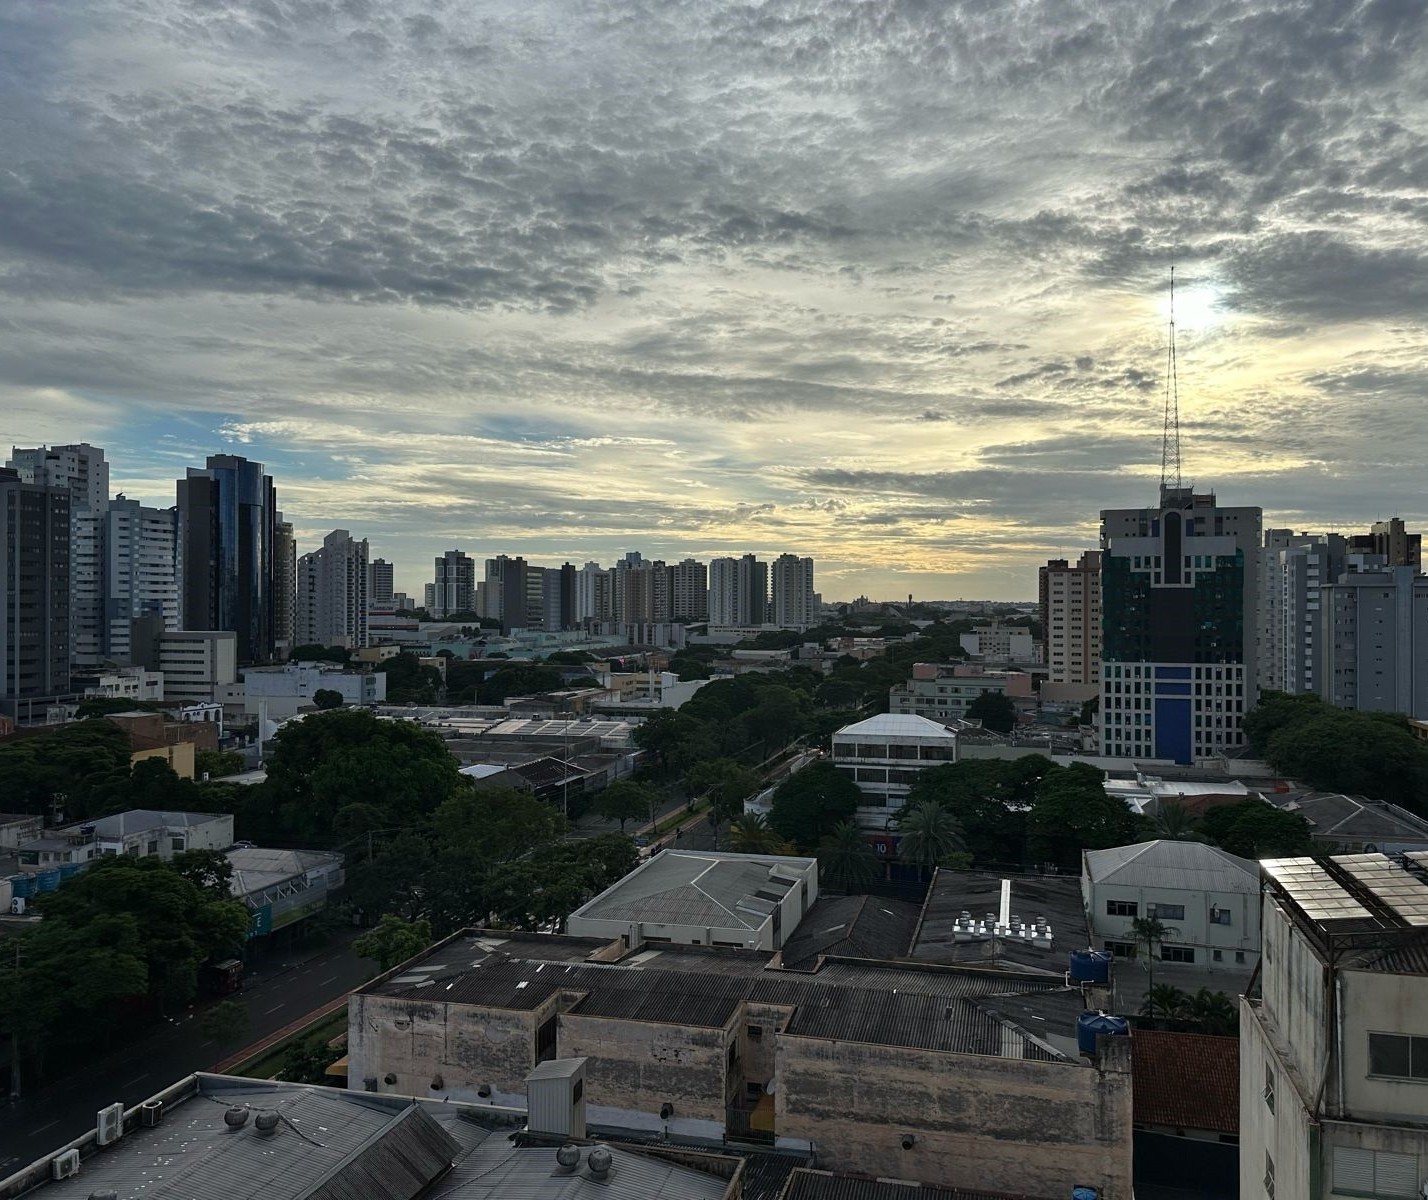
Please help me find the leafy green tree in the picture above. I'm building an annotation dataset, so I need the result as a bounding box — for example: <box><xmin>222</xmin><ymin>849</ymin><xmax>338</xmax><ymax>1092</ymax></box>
<box><xmin>894</xmin><ymin>800</ymin><xmax>968</xmax><ymax>875</ymax></box>
<box><xmin>905</xmin><ymin>760</ymin><xmax>1029</xmax><ymax>865</ymax></box>
<box><xmin>1078</xmin><ymin>695</ymin><xmax>1100</xmax><ymax>726</ymax></box>
<box><xmin>169</xmin><ymin>849</ymin><xmax>235</xmax><ymax>900</ymax></box>
<box><xmin>1184</xmin><ymin>988</ymin><xmax>1238</xmax><ymax>1037</ymax></box>
<box><xmin>375</xmin><ymin>652</ymin><xmax>442</xmax><ymax>704</ymax></box>
<box><xmin>631</xmin><ymin>710</ymin><xmax>700</xmax><ymax>775</ymax></box>
<box><xmin>1130</xmin><ymin>916</ymin><xmax>1176</xmax><ymax>995</ymax></box>
<box><xmin>200</xmin><ymin>998</ymin><xmax>251</xmax><ymax>1046</ymax></box>
<box><xmin>817</xmin><ymin>822</ymin><xmax>882</xmax><ymax>891</ymax></box>
<box><xmin>1139</xmin><ymin>800</ymin><xmax>1207</xmax><ymax>842</ymax></box>
<box><xmin>1139</xmin><ymin>983</ymin><xmax>1189</xmax><ymax>1025</ymax></box>
<box><xmin>280</xmin><ymin>1033</ymin><xmax>343</xmax><ymax>1083</ymax></box>
<box><xmin>726</xmin><ymin>813</ymin><xmax>790</xmax><ymax>855</ymax></box>
<box><xmin>1026</xmin><ymin>763</ymin><xmax>1136</xmax><ymax>871</ymax></box>
<box><xmin>477</xmin><ymin>664</ymin><xmax>564</xmax><ymax>705</ymax></box>
<box><xmin>195</xmin><ymin>749</ymin><xmax>246</xmax><ymax>779</ymax></box>
<box><xmin>354</xmin><ymin>914</ymin><xmax>433</xmax><ymax>973</ymax></box>
<box><xmin>593</xmin><ymin>780</ymin><xmax>658</xmax><ymax>832</ymax></box>
<box><xmin>433</xmin><ymin>787</ymin><xmax>566</xmax><ymax>861</ymax></box>
<box><xmin>312</xmin><ymin>688</ymin><xmax>344</xmax><ymax>710</ymax></box>
<box><xmin>1200</xmin><ymin>801</ymin><xmax>1314</xmax><ymax>859</ymax></box>
<box><xmin>965</xmin><ymin>691</ymin><xmax>1017</xmax><ymax>735</ymax></box>
<box><xmin>767</xmin><ymin>762</ymin><xmax>861</xmax><ymax>850</ymax></box>
<box><xmin>0</xmin><ymin>719</ymin><xmax>133</xmax><ymax>817</ymax></box>
<box><xmin>684</xmin><ymin>759</ymin><xmax>760</xmax><ymax>827</ymax></box>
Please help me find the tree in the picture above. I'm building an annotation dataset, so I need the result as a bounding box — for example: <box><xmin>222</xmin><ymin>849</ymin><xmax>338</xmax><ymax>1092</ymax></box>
<box><xmin>1184</xmin><ymin>987</ymin><xmax>1238</xmax><ymax>1036</ymax></box>
<box><xmin>477</xmin><ymin>664</ymin><xmax>564</xmax><ymax>705</ymax></box>
<box><xmin>195</xmin><ymin>749</ymin><xmax>246</xmax><ymax>779</ymax></box>
<box><xmin>1139</xmin><ymin>800</ymin><xmax>1206</xmax><ymax>842</ymax></box>
<box><xmin>684</xmin><ymin>759</ymin><xmax>760</xmax><ymax>828</ymax></box>
<box><xmin>375</xmin><ymin>652</ymin><xmax>442</xmax><ymax>704</ymax></box>
<box><xmin>1026</xmin><ymin>763</ymin><xmax>1136</xmax><ymax>871</ymax></box>
<box><xmin>312</xmin><ymin>688</ymin><xmax>344</xmax><ymax>710</ymax></box>
<box><xmin>817</xmin><ymin>822</ymin><xmax>882</xmax><ymax>891</ymax></box>
<box><xmin>354</xmin><ymin>914</ymin><xmax>433</xmax><ymax>973</ymax></box>
<box><xmin>280</xmin><ymin>1033</ymin><xmax>342</xmax><ymax>1083</ymax></box>
<box><xmin>1130</xmin><ymin>916</ymin><xmax>1176</xmax><ymax>995</ymax></box>
<box><xmin>168</xmin><ymin>849</ymin><xmax>235</xmax><ymax>900</ymax></box>
<box><xmin>966</xmin><ymin>691</ymin><xmax>1017</xmax><ymax>735</ymax></box>
<box><xmin>1201</xmin><ymin>801</ymin><xmax>1314</xmax><ymax>859</ymax></box>
<box><xmin>905</xmin><ymin>760</ymin><xmax>1029</xmax><ymax>866</ymax></box>
<box><xmin>726</xmin><ymin>813</ymin><xmax>789</xmax><ymax>855</ymax></box>
<box><xmin>767</xmin><ymin>762</ymin><xmax>861</xmax><ymax>850</ymax></box>
<box><xmin>0</xmin><ymin>720</ymin><xmax>133</xmax><ymax>817</ymax></box>
<box><xmin>433</xmin><ymin>787</ymin><xmax>566</xmax><ymax>862</ymax></box>
<box><xmin>1139</xmin><ymin>983</ymin><xmax>1189</xmax><ymax>1026</ymax></box>
<box><xmin>200</xmin><ymin>999</ymin><xmax>250</xmax><ymax>1046</ymax></box>
<box><xmin>593</xmin><ymin>780</ymin><xmax>658</xmax><ymax>832</ymax></box>
<box><xmin>894</xmin><ymin>800</ymin><xmax>968</xmax><ymax>875</ymax></box>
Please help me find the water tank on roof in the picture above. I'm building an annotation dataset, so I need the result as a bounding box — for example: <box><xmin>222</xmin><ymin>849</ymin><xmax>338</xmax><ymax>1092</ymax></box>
<box><xmin>35</xmin><ymin>869</ymin><xmax>60</xmax><ymax>893</ymax></box>
<box><xmin>58</xmin><ymin>863</ymin><xmax>81</xmax><ymax>879</ymax></box>
<box><xmin>1077</xmin><ymin>1011</ymin><xmax>1129</xmax><ymax>1057</ymax></box>
<box><xmin>11</xmin><ymin>875</ymin><xmax>36</xmax><ymax>898</ymax></box>
<box><xmin>1069</xmin><ymin>948</ymin><xmax>1112</xmax><ymax>985</ymax></box>
<box><xmin>1072</xmin><ymin>1189</ymin><xmax>1100</xmax><ymax>1200</ymax></box>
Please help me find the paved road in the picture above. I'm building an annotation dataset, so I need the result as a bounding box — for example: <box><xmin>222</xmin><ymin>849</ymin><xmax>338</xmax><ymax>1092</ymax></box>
<box><xmin>0</xmin><ymin>929</ymin><xmax>371</xmax><ymax>1172</ymax></box>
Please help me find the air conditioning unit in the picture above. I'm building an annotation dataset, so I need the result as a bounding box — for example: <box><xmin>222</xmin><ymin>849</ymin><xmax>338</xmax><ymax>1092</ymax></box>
<box><xmin>96</xmin><ymin>1102</ymin><xmax>125</xmax><ymax>1146</ymax></box>
<box><xmin>51</xmin><ymin>1150</ymin><xmax>80</xmax><ymax>1180</ymax></box>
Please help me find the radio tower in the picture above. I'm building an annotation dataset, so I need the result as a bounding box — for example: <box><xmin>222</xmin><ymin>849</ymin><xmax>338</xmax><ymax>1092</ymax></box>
<box><xmin>1160</xmin><ymin>265</ymin><xmax>1183</xmax><ymax>499</ymax></box>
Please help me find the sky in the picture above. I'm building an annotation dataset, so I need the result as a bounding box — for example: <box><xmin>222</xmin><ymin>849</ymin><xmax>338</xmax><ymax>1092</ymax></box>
<box><xmin>3</xmin><ymin>0</ymin><xmax>1426</xmax><ymax>602</ymax></box>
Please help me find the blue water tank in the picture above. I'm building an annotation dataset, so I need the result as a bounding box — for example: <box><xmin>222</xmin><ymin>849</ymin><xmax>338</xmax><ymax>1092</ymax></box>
<box><xmin>35</xmin><ymin>869</ymin><xmax>61</xmax><ymax>893</ymax></box>
<box><xmin>1077</xmin><ymin>1011</ymin><xmax>1129</xmax><ymax>1056</ymax></box>
<box><xmin>1072</xmin><ymin>1189</ymin><xmax>1100</xmax><ymax>1200</ymax></box>
<box><xmin>10</xmin><ymin>875</ymin><xmax>36</xmax><ymax>898</ymax></box>
<box><xmin>1068</xmin><ymin>948</ymin><xmax>1113</xmax><ymax>985</ymax></box>
<box><xmin>57</xmin><ymin>863</ymin><xmax>81</xmax><ymax>880</ymax></box>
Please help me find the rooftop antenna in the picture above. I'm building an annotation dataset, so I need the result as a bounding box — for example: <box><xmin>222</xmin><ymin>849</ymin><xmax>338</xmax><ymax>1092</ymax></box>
<box><xmin>1160</xmin><ymin>264</ymin><xmax>1182</xmax><ymax>496</ymax></box>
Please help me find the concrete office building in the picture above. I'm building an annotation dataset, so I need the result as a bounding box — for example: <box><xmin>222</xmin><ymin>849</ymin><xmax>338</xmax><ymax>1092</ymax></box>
<box><xmin>772</xmin><ymin>554</ymin><xmax>816</xmax><ymax>628</ymax></box>
<box><xmin>101</xmin><ymin>497</ymin><xmax>179</xmax><ymax>664</ymax></box>
<box><xmin>0</xmin><ymin>468</ymin><xmax>71</xmax><ymax>706</ymax></box>
<box><xmin>1320</xmin><ymin>563</ymin><xmax>1428</xmax><ymax>719</ymax></box>
<box><xmin>177</xmin><ymin>454</ymin><xmax>279</xmax><ymax>665</ymax></box>
<box><xmin>367</xmin><ymin>556</ymin><xmax>395</xmax><ymax>607</ymax></box>
<box><xmin>141</xmin><ymin>630</ymin><xmax>238</xmax><ymax>703</ymax></box>
<box><xmin>8</xmin><ymin>442</ymin><xmax>108</xmax><ymax>670</ymax></box>
<box><xmin>296</xmin><ymin>528</ymin><xmax>369</xmax><ymax>650</ymax></box>
<box><xmin>672</xmin><ymin>558</ymin><xmax>708</xmax><ymax>622</ymax></box>
<box><xmin>889</xmin><ymin>662</ymin><xmax>1033</xmax><ymax>723</ymax></box>
<box><xmin>1260</xmin><ymin>530</ymin><xmax>1347</xmax><ymax>695</ymax></box>
<box><xmin>959</xmin><ymin>623</ymin><xmax>1037</xmax><ymax>663</ymax></box>
<box><xmin>830</xmin><ymin>713</ymin><xmax>959</xmax><ymax>827</ymax></box>
<box><xmin>432</xmin><ymin>549</ymin><xmax>476</xmax><ymax>618</ymax></box>
<box><xmin>1041</xmin><ymin>551</ymin><xmax>1102</xmax><ymax>686</ymax></box>
<box><xmin>1242</xmin><ymin>852</ymin><xmax>1428</xmax><ymax>1200</ymax></box>
<box><xmin>574</xmin><ymin>562</ymin><xmax>612</xmax><ymax>623</ymax></box>
<box><xmin>708</xmin><ymin>555</ymin><xmax>768</xmax><ymax>626</ymax></box>
<box><xmin>1348</xmin><ymin>516</ymin><xmax>1420</xmax><ymax>569</ymax></box>
<box><xmin>1099</xmin><ymin>486</ymin><xmax>1261</xmax><ymax>764</ymax></box>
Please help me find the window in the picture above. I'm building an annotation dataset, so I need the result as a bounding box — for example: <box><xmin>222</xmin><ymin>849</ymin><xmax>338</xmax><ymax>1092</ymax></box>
<box><xmin>1368</xmin><ymin>1032</ymin><xmax>1428</xmax><ymax>1080</ymax></box>
<box><xmin>170</xmin><ymin>837</ymin><xmax>185</xmax><ymax>853</ymax></box>
<box><xmin>1148</xmin><ymin>903</ymin><xmax>1185</xmax><ymax>921</ymax></box>
<box><xmin>1264</xmin><ymin>1151</ymin><xmax>1275</xmax><ymax>1199</ymax></box>
<box><xmin>1210</xmin><ymin>905</ymin><xmax>1233</xmax><ymax>925</ymax></box>
<box><xmin>747</xmin><ymin>1025</ymin><xmax>764</xmax><ymax>1040</ymax></box>
<box><xmin>1161</xmin><ymin>945</ymin><xmax>1196</xmax><ymax>964</ymax></box>
<box><xmin>1104</xmin><ymin>941</ymin><xmax>1135</xmax><ymax>958</ymax></box>
<box><xmin>1212</xmin><ymin>949</ymin><xmax>1223</xmax><ymax>962</ymax></box>
<box><xmin>1236</xmin><ymin>951</ymin><xmax>1246</xmax><ymax>965</ymax></box>
<box><xmin>1262</xmin><ymin>1063</ymin><xmax>1275</xmax><ymax>1114</ymax></box>
<box><xmin>1106</xmin><ymin>900</ymin><xmax>1138</xmax><ymax>917</ymax></box>
<box><xmin>1333</xmin><ymin>1146</ymin><xmax>1419</xmax><ymax>1197</ymax></box>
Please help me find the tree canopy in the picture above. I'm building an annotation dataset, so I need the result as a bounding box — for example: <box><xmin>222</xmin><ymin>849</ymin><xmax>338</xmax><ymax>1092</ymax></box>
<box><xmin>965</xmin><ymin>691</ymin><xmax>1017</xmax><ymax>735</ymax></box>
<box><xmin>767</xmin><ymin>762</ymin><xmax>862</xmax><ymax>850</ymax></box>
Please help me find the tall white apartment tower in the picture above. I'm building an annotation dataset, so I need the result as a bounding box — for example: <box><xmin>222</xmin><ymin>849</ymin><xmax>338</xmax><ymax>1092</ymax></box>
<box><xmin>771</xmin><ymin>554</ymin><xmax>815</xmax><ymax>628</ymax></box>
<box><xmin>1260</xmin><ymin>530</ymin><xmax>1347</xmax><ymax>695</ymax></box>
<box><xmin>1039</xmin><ymin>551</ymin><xmax>1102</xmax><ymax>686</ymax></box>
<box><xmin>8</xmin><ymin>443</ymin><xmax>109</xmax><ymax>668</ymax></box>
<box><xmin>671</xmin><ymin>559</ymin><xmax>708</xmax><ymax>622</ymax></box>
<box><xmin>708</xmin><ymin>557</ymin><xmax>739</xmax><ymax>626</ymax></box>
<box><xmin>102</xmin><ymin>498</ymin><xmax>179</xmax><ymax>664</ymax></box>
<box><xmin>1320</xmin><ymin>561</ymin><xmax>1428</xmax><ymax>719</ymax></box>
<box><xmin>574</xmin><ymin>562</ymin><xmax>612</xmax><ymax>624</ymax></box>
<box><xmin>367</xmin><ymin>558</ymin><xmax>395</xmax><ymax>607</ymax></box>
<box><xmin>296</xmin><ymin>529</ymin><xmax>370</xmax><ymax>649</ymax></box>
<box><xmin>432</xmin><ymin>550</ymin><xmax>475</xmax><ymax>618</ymax></box>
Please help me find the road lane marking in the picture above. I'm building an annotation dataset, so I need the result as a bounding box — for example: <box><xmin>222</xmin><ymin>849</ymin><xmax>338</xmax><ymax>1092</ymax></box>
<box><xmin>319</xmin><ymin>976</ymin><xmax>337</xmax><ymax>986</ymax></box>
<box><xmin>31</xmin><ymin>1121</ymin><xmax>58</xmax><ymax>1136</ymax></box>
<box><xmin>123</xmin><ymin>1074</ymin><xmax>149</xmax><ymax>1088</ymax></box>
<box><xmin>264</xmin><ymin>1003</ymin><xmax>285</xmax><ymax>1015</ymax></box>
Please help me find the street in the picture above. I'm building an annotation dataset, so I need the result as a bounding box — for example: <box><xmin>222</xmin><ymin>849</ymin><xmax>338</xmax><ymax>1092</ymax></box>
<box><xmin>0</xmin><ymin>929</ymin><xmax>372</xmax><ymax>1171</ymax></box>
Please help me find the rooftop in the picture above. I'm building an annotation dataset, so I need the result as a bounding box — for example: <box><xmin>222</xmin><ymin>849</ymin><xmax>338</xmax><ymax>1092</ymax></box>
<box><xmin>226</xmin><ymin>846</ymin><xmax>343</xmax><ymax>897</ymax></box>
<box><xmin>362</xmin><ymin>929</ymin><xmax>1076</xmax><ymax>1062</ymax></box>
<box><xmin>1131</xmin><ymin>1029</ymin><xmax>1239</xmax><ymax>1134</ymax></box>
<box><xmin>1264</xmin><ymin>790</ymin><xmax>1428</xmax><ymax>844</ymax></box>
<box><xmin>910</xmin><ymin>869</ymin><xmax>1088</xmax><ymax>974</ymax></box>
<box><xmin>1083</xmin><ymin>840</ymin><xmax>1258</xmax><ymax>893</ymax></box>
<box><xmin>780</xmin><ymin>1169</ymin><xmax>1052</xmax><ymax>1200</ymax></box>
<box><xmin>780</xmin><ymin>894</ymin><xmax>921</xmax><ymax>970</ymax></box>
<box><xmin>78</xmin><ymin>809</ymin><xmax>231</xmax><ymax>838</ymax></box>
<box><xmin>569</xmin><ymin>851</ymin><xmax>816</xmax><ymax>935</ymax></box>
<box><xmin>833</xmin><ymin>714</ymin><xmax>957</xmax><ymax>740</ymax></box>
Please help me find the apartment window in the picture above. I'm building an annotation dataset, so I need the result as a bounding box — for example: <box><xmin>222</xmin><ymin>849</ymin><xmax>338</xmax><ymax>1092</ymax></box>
<box><xmin>1236</xmin><ymin>951</ymin><xmax>1246</xmax><ymax>964</ymax></box>
<box><xmin>1147</xmin><ymin>903</ymin><xmax>1185</xmax><ymax>921</ymax></box>
<box><xmin>1106</xmin><ymin>900</ymin><xmax>1138</xmax><ymax>917</ymax></box>
<box><xmin>170</xmin><ymin>837</ymin><xmax>185</xmax><ymax>852</ymax></box>
<box><xmin>1368</xmin><ymin>1032</ymin><xmax>1428</xmax><ymax>1080</ymax></box>
<box><xmin>1332</xmin><ymin>1147</ymin><xmax>1419</xmax><ymax>1197</ymax></box>
<box><xmin>1262</xmin><ymin>1063</ymin><xmax>1275</xmax><ymax>1114</ymax></box>
<box><xmin>1264</xmin><ymin>1151</ymin><xmax>1275</xmax><ymax>1199</ymax></box>
<box><xmin>1160</xmin><ymin>945</ymin><xmax>1195</xmax><ymax>964</ymax></box>
<box><xmin>1210</xmin><ymin>906</ymin><xmax>1233</xmax><ymax>925</ymax></box>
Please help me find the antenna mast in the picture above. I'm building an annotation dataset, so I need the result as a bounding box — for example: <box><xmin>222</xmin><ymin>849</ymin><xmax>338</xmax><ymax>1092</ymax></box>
<box><xmin>1160</xmin><ymin>265</ymin><xmax>1182</xmax><ymax>495</ymax></box>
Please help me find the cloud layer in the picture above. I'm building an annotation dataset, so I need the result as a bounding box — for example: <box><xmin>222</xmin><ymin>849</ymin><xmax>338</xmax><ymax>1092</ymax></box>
<box><xmin>3</xmin><ymin>0</ymin><xmax>1426</xmax><ymax>598</ymax></box>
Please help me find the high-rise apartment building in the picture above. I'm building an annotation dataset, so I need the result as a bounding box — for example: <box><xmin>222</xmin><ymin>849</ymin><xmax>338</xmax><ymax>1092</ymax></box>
<box><xmin>707</xmin><ymin>554</ymin><xmax>769</xmax><ymax>625</ymax></box>
<box><xmin>671</xmin><ymin>558</ymin><xmax>708</xmax><ymax>623</ymax></box>
<box><xmin>1348</xmin><ymin>517</ymin><xmax>1420</xmax><ymax>569</ymax></box>
<box><xmin>273</xmin><ymin>515</ymin><xmax>296</xmax><ymax>657</ymax></box>
<box><xmin>101</xmin><ymin>497</ymin><xmax>178</xmax><ymax>664</ymax></box>
<box><xmin>367</xmin><ymin>558</ymin><xmax>395</xmax><ymax>607</ymax></box>
<box><xmin>431</xmin><ymin>550</ymin><xmax>475</xmax><ymax>618</ymax></box>
<box><xmin>1259</xmin><ymin>530</ymin><xmax>1347</xmax><ymax>695</ymax></box>
<box><xmin>0</xmin><ymin>468</ymin><xmax>71</xmax><ymax>703</ymax></box>
<box><xmin>1039</xmin><ymin>551</ymin><xmax>1102</xmax><ymax>686</ymax></box>
<box><xmin>771</xmin><ymin>554</ymin><xmax>816</xmax><ymax>628</ymax></box>
<box><xmin>1320</xmin><ymin>562</ymin><xmax>1428</xmax><ymax>719</ymax></box>
<box><xmin>738</xmin><ymin>553</ymin><xmax>769</xmax><ymax>625</ymax></box>
<box><xmin>177</xmin><ymin>454</ymin><xmax>279</xmax><ymax>665</ymax></box>
<box><xmin>296</xmin><ymin>529</ymin><xmax>370</xmax><ymax>650</ymax></box>
<box><xmin>8</xmin><ymin>443</ymin><xmax>109</xmax><ymax>669</ymax></box>
<box><xmin>574</xmin><ymin>562</ymin><xmax>612</xmax><ymax>624</ymax></box>
<box><xmin>1099</xmin><ymin>486</ymin><xmax>1261</xmax><ymax>763</ymax></box>
<box><xmin>708</xmin><ymin>557</ymin><xmax>738</xmax><ymax>625</ymax></box>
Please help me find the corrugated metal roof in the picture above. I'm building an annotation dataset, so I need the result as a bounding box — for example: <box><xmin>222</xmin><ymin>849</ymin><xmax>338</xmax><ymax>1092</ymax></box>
<box><xmin>781</xmin><ymin>895</ymin><xmax>921</xmax><ymax>970</ymax></box>
<box><xmin>306</xmin><ymin>1103</ymin><xmax>459</xmax><ymax>1200</ymax></box>
<box><xmin>1083</xmin><ymin>839</ymin><xmax>1257</xmax><ymax>892</ymax></box>
<box><xmin>780</xmin><ymin>1167</ymin><xmax>1052</xmax><ymax>1200</ymax></box>
<box><xmin>428</xmin><ymin>1140</ymin><xmax>729</xmax><ymax>1200</ymax></box>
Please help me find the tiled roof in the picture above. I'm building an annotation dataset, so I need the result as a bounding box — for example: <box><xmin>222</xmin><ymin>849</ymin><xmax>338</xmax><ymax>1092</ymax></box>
<box><xmin>1131</xmin><ymin>1029</ymin><xmax>1239</xmax><ymax>1134</ymax></box>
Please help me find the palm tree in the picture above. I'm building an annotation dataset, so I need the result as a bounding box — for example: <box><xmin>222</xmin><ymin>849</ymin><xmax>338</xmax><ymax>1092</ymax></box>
<box><xmin>1130</xmin><ymin>915</ymin><xmax>1177</xmax><ymax>994</ymax></box>
<box><xmin>727</xmin><ymin>813</ymin><xmax>789</xmax><ymax>855</ymax></box>
<box><xmin>817</xmin><ymin>822</ymin><xmax>881</xmax><ymax>892</ymax></box>
<box><xmin>1184</xmin><ymin>987</ymin><xmax>1238</xmax><ymax>1037</ymax></box>
<box><xmin>894</xmin><ymin>801</ymin><xmax>966</xmax><ymax>877</ymax></box>
<box><xmin>1138</xmin><ymin>800</ymin><xmax>1207</xmax><ymax>842</ymax></box>
<box><xmin>1139</xmin><ymin>984</ymin><xmax>1190</xmax><ymax>1026</ymax></box>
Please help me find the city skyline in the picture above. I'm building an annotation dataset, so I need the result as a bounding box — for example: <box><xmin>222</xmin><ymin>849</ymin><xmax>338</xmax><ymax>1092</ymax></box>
<box><xmin>4</xmin><ymin>2</ymin><xmax>1426</xmax><ymax>598</ymax></box>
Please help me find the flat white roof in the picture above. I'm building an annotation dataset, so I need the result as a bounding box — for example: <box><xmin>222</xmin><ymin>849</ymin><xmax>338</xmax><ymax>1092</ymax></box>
<box><xmin>834</xmin><ymin>713</ymin><xmax>958</xmax><ymax>740</ymax></box>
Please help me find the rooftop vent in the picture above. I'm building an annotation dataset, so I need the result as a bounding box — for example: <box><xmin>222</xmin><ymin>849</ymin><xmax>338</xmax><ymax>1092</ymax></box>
<box><xmin>556</xmin><ymin>1144</ymin><xmax>581</xmax><ymax>1171</ymax></box>
<box><xmin>587</xmin><ymin>1147</ymin><xmax>613</xmax><ymax>1179</ymax></box>
<box><xmin>224</xmin><ymin>1106</ymin><xmax>249</xmax><ymax>1129</ymax></box>
<box><xmin>253</xmin><ymin>1110</ymin><xmax>280</xmax><ymax>1137</ymax></box>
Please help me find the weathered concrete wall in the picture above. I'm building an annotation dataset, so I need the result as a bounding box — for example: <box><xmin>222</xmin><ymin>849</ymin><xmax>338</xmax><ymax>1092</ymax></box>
<box><xmin>737</xmin><ymin>1002</ymin><xmax>793</xmax><ymax>1094</ymax></box>
<box><xmin>776</xmin><ymin>1034</ymin><xmax>1134</xmax><ymax>1198</ymax></box>
<box><xmin>347</xmin><ymin>993</ymin><xmax>544</xmax><ymax>1100</ymax></box>
<box><xmin>557</xmin><ymin>1012</ymin><xmax>730</xmax><ymax>1124</ymax></box>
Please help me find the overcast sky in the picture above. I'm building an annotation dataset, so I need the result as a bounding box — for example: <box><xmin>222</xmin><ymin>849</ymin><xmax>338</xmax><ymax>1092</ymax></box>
<box><xmin>3</xmin><ymin>0</ymin><xmax>1426</xmax><ymax>600</ymax></box>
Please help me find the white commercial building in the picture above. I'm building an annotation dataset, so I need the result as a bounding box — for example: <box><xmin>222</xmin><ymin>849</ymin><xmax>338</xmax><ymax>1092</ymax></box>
<box><xmin>102</xmin><ymin>497</ymin><xmax>179</xmax><ymax>663</ymax></box>
<box><xmin>565</xmin><ymin>849</ymin><xmax>819</xmax><ymax>951</ymax></box>
<box><xmin>296</xmin><ymin>528</ymin><xmax>370</xmax><ymax>650</ymax></box>
<box><xmin>81</xmin><ymin>667</ymin><xmax>165</xmax><ymax>703</ymax></box>
<box><xmin>156</xmin><ymin>630</ymin><xmax>237</xmax><ymax>703</ymax></box>
<box><xmin>1242</xmin><ymin>853</ymin><xmax>1428</xmax><ymax>1200</ymax></box>
<box><xmin>22</xmin><ymin>809</ymin><xmax>234</xmax><ymax>868</ymax></box>
<box><xmin>771</xmin><ymin>554</ymin><xmax>816</xmax><ymax>628</ymax></box>
<box><xmin>1082</xmin><ymin>839</ymin><xmax>1260</xmax><ymax>970</ymax></box>
<box><xmin>830</xmin><ymin>713</ymin><xmax>959</xmax><ymax>828</ymax></box>
<box><xmin>958</xmin><ymin>624</ymin><xmax>1036</xmax><ymax>663</ymax></box>
<box><xmin>237</xmin><ymin>661</ymin><xmax>386</xmax><ymax>719</ymax></box>
<box><xmin>1320</xmin><ymin>563</ymin><xmax>1428</xmax><ymax>719</ymax></box>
